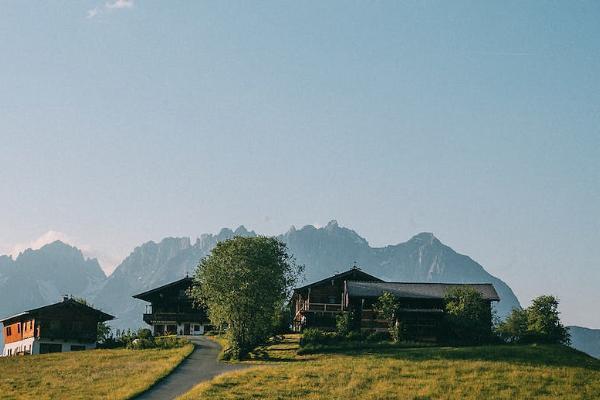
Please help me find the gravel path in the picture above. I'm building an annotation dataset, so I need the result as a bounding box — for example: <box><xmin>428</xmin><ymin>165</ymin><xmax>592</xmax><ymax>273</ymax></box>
<box><xmin>133</xmin><ymin>336</ymin><xmax>247</xmax><ymax>400</ymax></box>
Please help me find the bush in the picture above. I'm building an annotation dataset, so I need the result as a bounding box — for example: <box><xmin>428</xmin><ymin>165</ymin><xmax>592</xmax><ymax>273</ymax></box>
<box><xmin>112</xmin><ymin>328</ymin><xmax>190</xmax><ymax>350</ymax></box>
<box><xmin>496</xmin><ymin>295</ymin><xmax>570</xmax><ymax>345</ymax></box>
<box><xmin>345</xmin><ymin>330</ymin><xmax>365</xmax><ymax>342</ymax></box>
<box><xmin>335</xmin><ymin>313</ymin><xmax>351</xmax><ymax>336</ymax></box>
<box><xmin>154</xmin><ymin>336</ymin><xmax>189</xmax><ymax>349</ymax></box>
<box><xmin>365</xmin><ymin>331</ymin><xmax>390</xmax><ymax>342</ymax></box>
<box><xmin>129</xmin><ymin>338</ymin><xmax>155</xmax><ymax>350</ymax></box>
<box><xmin>374</xmin><ymin>292</ymin><xmax>402</xmax><ymax>342</ymax></box>
<box><xmin>444</xmin><ymin>287</ymin><xmax>492</xmax><ymax>344</ymax></box>
<box><xmin>300</xmin><ymin>328</ymin><xmax>329</xmax><ymax>346</ymax></box>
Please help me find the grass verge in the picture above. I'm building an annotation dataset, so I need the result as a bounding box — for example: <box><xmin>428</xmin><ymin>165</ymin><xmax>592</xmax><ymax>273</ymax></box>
<box><xmin>0</xmin><ymin>343</ymin><xmax>194</xmax><ymax>400</ymax></box>
<box><xmin>178</xmin><ymin>334</ymin><xmax>599</xmax><ymax>400</ymax></box>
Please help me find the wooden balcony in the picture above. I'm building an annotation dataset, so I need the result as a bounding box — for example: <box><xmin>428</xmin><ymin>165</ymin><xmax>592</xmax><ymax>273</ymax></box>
<box><xmin>40</xmin><ymin>329</ymin><xmax>96</xmax><ymax>342</ymax></box>
<box><xmin>143</xmin><ymin>312</ymin><xmax>206</xmax><ymax>324</ymax></box>
<box><xmin>299</xmin><ymin>302</ymin><xmax>343</xmax><ymax>313</ymax></box>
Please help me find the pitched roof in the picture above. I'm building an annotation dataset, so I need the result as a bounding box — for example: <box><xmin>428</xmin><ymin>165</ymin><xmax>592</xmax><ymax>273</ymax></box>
<box><xmin>132</xmin><ymin>277</ymin><xmax>193</xmax><ymax>301</ymax></box>
<box><xmin>295</xmin><ymin>267</ymin><xmax>383</xmax><ymax>291</ymax></box>
<box><xmin>346</xmin><ymin>281</ymin><xmax>500</xmax><ymax>301</ymax></box>
<box><xmin>0</xmin><ymin>298</ymin><xmax>115</xmax><ymax>324</ymax></box>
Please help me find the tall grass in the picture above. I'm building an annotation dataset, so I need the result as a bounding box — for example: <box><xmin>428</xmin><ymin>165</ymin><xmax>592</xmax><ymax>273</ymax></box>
<box><xmin>179</xmin><ymin>335</ymin><xmax>599</xmax><ymax>400</ymax></box>
<box><xmin>0</xmin><ymin>344</ymin><xmax>193</xmax><ymax>400</ymax></box>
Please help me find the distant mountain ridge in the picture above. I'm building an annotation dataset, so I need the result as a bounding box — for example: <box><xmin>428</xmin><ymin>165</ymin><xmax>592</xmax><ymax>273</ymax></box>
<box><xmin>568</xmin><ymin>326</ymin><xmax>600</xmax><ymax>358</ymax></box>
<box><xmin>1</xmin><ymin>221</ymin><xmax>528</xmax><ymax>348</ymax></box>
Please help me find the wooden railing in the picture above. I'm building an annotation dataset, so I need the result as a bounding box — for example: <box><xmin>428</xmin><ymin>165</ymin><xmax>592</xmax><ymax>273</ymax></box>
<box><xmin>298</xmin><ymin>302</ymin><xmax>343</xmax><ymax>313</ymax></box>
<box><xmin>143</xmin><ymin>312</ymin><xmax>205</xmax><ymax>324</ymax></box>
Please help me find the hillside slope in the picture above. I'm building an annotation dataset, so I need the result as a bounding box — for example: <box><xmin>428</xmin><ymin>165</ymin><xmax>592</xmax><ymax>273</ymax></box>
<box><xmin>179</xmin><ymin>335</ymin><xmax>600</xmax><ymax>400</ymax></box>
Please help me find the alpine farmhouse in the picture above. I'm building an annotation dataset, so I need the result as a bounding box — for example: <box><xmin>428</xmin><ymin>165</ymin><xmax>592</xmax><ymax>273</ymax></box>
<box><xmin>1</xmin><ymin>297</ymin><xmax>114</xmax><ymax>356</ymax></box>
<box><xmin>132</xmin><ymin>276</ymin><xmax>210</xmax><ymax>336</ymax></box>
<box><xmin>292</xmin><ymin>266</ymin><xmax>500</xmax><ymax>341</ymax></box>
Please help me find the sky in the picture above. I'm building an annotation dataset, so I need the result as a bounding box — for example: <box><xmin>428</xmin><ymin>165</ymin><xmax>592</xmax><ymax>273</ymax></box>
<box><xmin>0</xmin><ymin>1</ymin><xmax>598</xmax><ymax>328</ymax></box>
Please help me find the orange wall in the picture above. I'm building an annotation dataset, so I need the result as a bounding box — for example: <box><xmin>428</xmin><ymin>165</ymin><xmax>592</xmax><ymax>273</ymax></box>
<box><xmin>3</xmin><ymin>319</ymin><xmax>36</xmax><ymax>344</ymax></box>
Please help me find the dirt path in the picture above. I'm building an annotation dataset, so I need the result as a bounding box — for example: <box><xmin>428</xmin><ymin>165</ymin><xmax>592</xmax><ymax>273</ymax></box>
<box><xmin>133</xmin><ymin>336</ymin><xmax>247</xmax><ymax>400</ymax></box>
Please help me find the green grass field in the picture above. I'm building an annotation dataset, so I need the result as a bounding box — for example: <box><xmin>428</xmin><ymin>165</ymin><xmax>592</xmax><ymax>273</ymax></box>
<box><xmin>179</xmin><ymin>335</ymin><xmax>600</xmax><ymax>400</ymax></box>
<box><xmin>0</xmin><ymin>344</ymin><xmax>193</xmax><ymax>400</ymax></box>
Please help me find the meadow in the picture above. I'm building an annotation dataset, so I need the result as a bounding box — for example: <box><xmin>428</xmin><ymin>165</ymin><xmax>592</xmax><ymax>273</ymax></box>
<box><xmin>0</xmin><ymin>344</ymin><xmax>193</xmax><ymax>400</ymax></box>
<box><xmin>179</xmin><ymin>335</ymin><xmax>600</xmax><ymax>400</ymax></box>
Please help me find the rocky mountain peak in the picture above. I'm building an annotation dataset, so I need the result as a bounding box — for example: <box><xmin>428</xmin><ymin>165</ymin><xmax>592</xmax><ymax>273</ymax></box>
<box><xmin>409</xmin><ymin>232</ymin><xmax>440</xmax><ymax>246</ymax></box>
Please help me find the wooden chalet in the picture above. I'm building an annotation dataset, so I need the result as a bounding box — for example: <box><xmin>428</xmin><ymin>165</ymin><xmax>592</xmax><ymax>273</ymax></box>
<box><xmin>132</xmin><ymin>277</ymin><xmax>209</xmax><ymax>336</ymax></box>
<box><xmin>292</xmin><ymin>266</ymin><xmax>383</xmax><ymax>331</ymax></box>
<box><xmin>0</xmin><ymin>297</ymin><xmax>114</xmax><ymax>356</ymax></box>
<box><xmin>292</xmin><ymin>267</ymin><xmax>500</xmax><ymax>341</ymax></box>
<box><xmin>344</xmin><ymin>281</ymin><xmax>499</xmax><ymax>341</ymax></box>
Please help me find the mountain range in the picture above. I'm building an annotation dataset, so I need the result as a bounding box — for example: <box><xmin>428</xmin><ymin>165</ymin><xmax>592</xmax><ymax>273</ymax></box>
<box><xmin>0</xmin><ymin>220</ymin><xmax>595</xmax><ymax>357</ymax></box>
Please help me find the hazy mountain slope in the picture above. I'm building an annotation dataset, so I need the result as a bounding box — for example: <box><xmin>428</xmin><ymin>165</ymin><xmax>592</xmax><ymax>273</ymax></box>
<box><xmin>0</xmin><ymin>241</ymin><xmax>106</xmax><ymax>348</ymax></box>
<box><xmin>569</xmin><ymin>326</ymin><xmax>600</xmax><ymax>358</ymax></box>
<box><xmin>91</xmin><ymin>227</ymin><xmax>257</xmax><ymax>331</ymax></box>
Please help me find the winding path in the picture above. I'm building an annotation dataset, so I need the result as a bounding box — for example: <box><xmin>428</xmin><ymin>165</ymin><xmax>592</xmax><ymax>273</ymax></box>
<box><xmin>134</xmin><ymin>336</ymin><xmax>247</xmax><ymax>400</ymax></box>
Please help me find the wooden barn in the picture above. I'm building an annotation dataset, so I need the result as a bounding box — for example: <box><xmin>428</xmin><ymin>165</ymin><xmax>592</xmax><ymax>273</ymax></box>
<box><xmin>133</xmin><ymin>276</ymin><xmax>210</xmax><ymax>336</ymax></box>
<box><xmin>292</xmin><ymin>266</ymin><xmax>500</xmax><ymax>341</ymax></box>
<box><xmin>0</xmin><ymin>297</ymin><xmax>114</xmax><ymax>356</ymax></box>
<box><xmin>344</xmin><ymin>281</ymin><xmax>499</xmax><ymax>341</ymax></box>
<box><xmin>291</xmin><ymin>266</ymin><xmax>383</xmax><ymax>331</ymax></box>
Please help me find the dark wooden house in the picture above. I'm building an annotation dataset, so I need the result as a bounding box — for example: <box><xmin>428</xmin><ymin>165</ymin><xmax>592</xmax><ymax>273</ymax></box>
<box><xmin>1</xmin><ymin>297</ymin><xmax>114</xmax><ymax>356</ymax></box>
<box><xmin>292</xmin><ymin>267</ymin><xmax>500</xmax><ymax>341</ymax></box>
<box><xmin>291</xmin><ymin>266</ymin><xmax>383</xmax><ymax>331</ymax></box>
<box><xmin>344</xmin><ymin>281</ymin><xmax>500</xmax><ymax>341</ymax></box>
<box><xmin>132</xmin><ymin>277</ymin><xmax>209</xmax><ymax>336</ymax></box>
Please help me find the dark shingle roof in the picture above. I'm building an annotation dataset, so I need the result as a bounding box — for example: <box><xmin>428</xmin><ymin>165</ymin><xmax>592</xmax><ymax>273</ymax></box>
<box><xmin>346</xmin><ymin>281</ymin><xmax>500</xmax><ymax>301</ymax></box>
<box><xmin>295</xmin><ymin>267</ymin><xmax>383</xmax><ymax>292</ymax></box>
<box><xmin>0</xmin><ymin>298</ymin><xmax>115</xmax><ymax>324</ymax></box>
<box><xmin>132</xmin><ymin>276</ymin><xmax>193</xmax><ymax>301</ymax></box>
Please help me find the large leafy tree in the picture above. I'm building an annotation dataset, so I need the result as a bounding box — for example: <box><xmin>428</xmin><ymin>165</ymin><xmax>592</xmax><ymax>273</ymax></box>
<box><xmin>444</xmin><ymin>287</ymin><xmax>492</xmax><ymax>344</ymax></box>
<box><xmin>497</xmin><ymin>295</ymin><xmax>570</xmax><ymax>345</ymax></box>
<box><xmin>192</xmin><ymin>236</ymin><xmax>301</xmax><ymax>359</ymax></box>
<box><xmin>495</xmin><ymin>308</ymin><xmax>528</xmax><ymax>343</ymax></box>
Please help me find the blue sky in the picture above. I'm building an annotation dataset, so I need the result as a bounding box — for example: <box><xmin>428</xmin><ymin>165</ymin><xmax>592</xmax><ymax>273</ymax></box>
<box><xmin>0</xmin><ymin>1</ymin><xmax>598</xmax><ymax>327</ymax></box>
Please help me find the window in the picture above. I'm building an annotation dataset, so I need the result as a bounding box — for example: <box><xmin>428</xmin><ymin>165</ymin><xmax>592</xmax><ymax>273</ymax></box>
<box><xmin>16</xmin><ymin>323</ymin><xmax>20</xmax><ymax>334</ymax></box>
<box><xmin>5</xmin><ymin>326</ymin><xmax>11</xmax><ymax>336</ymax></box>
<box><xmin>39</xmin><ymin>343</ymin><xmax>62</xmax><ymax>354</ymax></box>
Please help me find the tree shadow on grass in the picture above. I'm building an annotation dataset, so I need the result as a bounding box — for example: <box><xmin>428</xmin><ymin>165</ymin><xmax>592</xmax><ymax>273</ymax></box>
<box><xmin>246</xmin><ymin>336</ymin><xmax>317</xmax><ymax>363</ymax></box>
<box><xmin>304</xmin><ymin>343</ymin><xmax>600</xmax><ymax>371</ymax></box>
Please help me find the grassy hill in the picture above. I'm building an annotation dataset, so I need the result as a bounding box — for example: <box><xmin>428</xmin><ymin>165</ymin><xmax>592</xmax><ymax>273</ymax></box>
<box><xmin>179</xmin><ymin>335</ymin><xmax>599</xmax><ymax>400</ymax></box>
<box><xmin>0</xmin><ymin>344</ymin><xmax>193</xmax><ymax>400</ymax></box>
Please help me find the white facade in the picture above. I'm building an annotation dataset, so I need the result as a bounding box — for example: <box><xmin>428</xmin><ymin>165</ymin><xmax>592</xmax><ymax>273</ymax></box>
<box><xmin>2</xmin><ymin>337</ymin><xmax>96</xmax><ymax>356</ymax></box>
<box><xmin>151</xmin><ymin>321</ymin><xmax>205</xmax><ymax>336</ymax></box>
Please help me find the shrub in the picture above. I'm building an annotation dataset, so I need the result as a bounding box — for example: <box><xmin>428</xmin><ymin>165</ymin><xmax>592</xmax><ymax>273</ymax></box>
<box><xmin>444</xmin><ymin>287</ymin><xmax>492</xmax><ymax>344</ymax></box>
<box><xmin>336</xmin><ymin>313</ymin><xmax>351</xmax><ymax>336</ymax></box>
<box><xmin>154</xmin><ymin>336</ymin><xmax>188</xmax><ymax>349</ymax></box>
<box><xmin>300</xmin><ymin>328</ymin><xmax>329</xmax><ymax>346</ymax></box>
<box><xmin>345</xmin><ymin>330</ymin><xmax>365</xmax><ymax>342</ymax></box>
<box><xmin>129</xmin><ymin>338</ymin><xmax>155</xmax><ymax>350</ymax></box>
<box><xmin>374</xmin><ymin>292</ymin><xmax>402</xmax><ymax>342</ymax></box>
<box><xmin>366</xmin><ymin>330</ymin><xmax>391</xmax><ymax>342</ymax></box>
<box><xmin>496</xmin><ymin>295</ymin><xmax>570</xmax><ymax>345</ymax></box>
